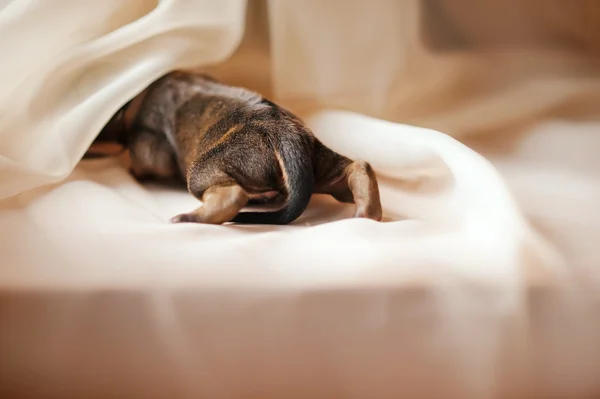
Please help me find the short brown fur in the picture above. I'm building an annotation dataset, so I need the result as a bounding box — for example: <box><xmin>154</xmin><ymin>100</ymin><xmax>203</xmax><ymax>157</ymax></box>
<box><xmin>93</xmin><ymin>70</ymin><xmax>382</xmax><ymax>225</ymax></box>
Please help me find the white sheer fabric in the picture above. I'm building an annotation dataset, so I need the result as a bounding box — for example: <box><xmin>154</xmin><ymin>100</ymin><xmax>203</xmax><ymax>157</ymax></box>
<box><xmin>0</xmin><ymin>1</ymin><xmax>598</xmax><ymax>398</ymax></box>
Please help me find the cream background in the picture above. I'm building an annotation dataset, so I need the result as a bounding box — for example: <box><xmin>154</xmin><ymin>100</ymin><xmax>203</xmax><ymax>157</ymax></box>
<box><xmin>0</xmin><ymin>1</ymin><xmax>599</xmax><ymax>398</ymax></box>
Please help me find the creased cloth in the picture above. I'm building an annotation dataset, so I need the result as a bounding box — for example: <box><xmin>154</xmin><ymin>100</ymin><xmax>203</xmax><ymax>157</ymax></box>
<box><xmin>0</xmin><ymin>1</ymin><xmax>599</xmax><ymax>398</ymax></box>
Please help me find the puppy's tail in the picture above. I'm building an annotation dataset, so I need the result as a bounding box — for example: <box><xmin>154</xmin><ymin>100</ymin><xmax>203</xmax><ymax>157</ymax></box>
<box><xmin>232</xmin><ymin>133</ymin><xmax>314</xmax><ymax>225</ymax></box>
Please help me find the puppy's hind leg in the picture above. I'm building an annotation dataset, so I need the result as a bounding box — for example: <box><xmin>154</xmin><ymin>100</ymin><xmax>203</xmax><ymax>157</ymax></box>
<box><xmin>170</xmin><ymin>183</ymin><xmax>249</xmax><ymax>225</ymax></box>
<box><xmin>345</xmin><ymin>160</ymin><xmax>382</xmax><ymax>220</ymax></box>
<box><xmin>314</xmin><ymin>141</ymin><xmax>382</xmax><ymax>221</ymax></box>
<box><xmin>170</xmin><ymin>167</ymin><xmax>249</xmax><ymax>225</ymax></box>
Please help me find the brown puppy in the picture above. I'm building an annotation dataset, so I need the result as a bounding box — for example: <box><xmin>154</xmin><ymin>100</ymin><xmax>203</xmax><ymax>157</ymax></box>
<box><xmin>94</xmin><ymin>70</ymin><xmax>382</xmax><ymax>225</ymax></box>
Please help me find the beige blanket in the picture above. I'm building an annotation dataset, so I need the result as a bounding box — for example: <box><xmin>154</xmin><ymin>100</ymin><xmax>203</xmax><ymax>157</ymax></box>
<box><xmin>1</xmin><ymin>1</ymin><xmax>599</xmax><ymax>398</ymax></box>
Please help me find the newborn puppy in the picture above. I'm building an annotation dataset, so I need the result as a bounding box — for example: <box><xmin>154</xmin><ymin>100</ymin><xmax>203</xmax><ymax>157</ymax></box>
<box><xmin>98</xmin><ymin>70</ymin><xmax>382</xmax><ymax>225</ymax></box>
